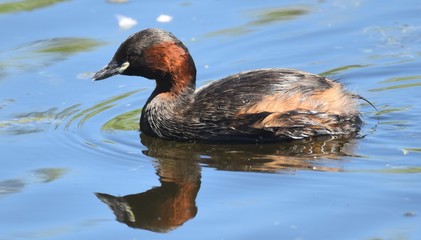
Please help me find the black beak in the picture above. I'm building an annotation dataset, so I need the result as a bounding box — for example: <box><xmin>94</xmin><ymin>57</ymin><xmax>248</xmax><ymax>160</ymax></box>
<box><xmin>92</xmin><ymin>60</ymin><xmax>121</xmax><ymax>81</ymax></box>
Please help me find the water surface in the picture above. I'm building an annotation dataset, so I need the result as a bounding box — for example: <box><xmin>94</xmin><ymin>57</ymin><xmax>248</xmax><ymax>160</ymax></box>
<box><xmin>1</xmin><ymin>0</ymin><xmax>421</xmax><ymax>239</ymax></box>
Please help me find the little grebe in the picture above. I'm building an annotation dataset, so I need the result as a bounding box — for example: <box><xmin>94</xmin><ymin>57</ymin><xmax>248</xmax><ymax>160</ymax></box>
<box><xmin>93</xmin><ymin>28</ymin><xmax>366</xmax><ymax>142</ymax></box>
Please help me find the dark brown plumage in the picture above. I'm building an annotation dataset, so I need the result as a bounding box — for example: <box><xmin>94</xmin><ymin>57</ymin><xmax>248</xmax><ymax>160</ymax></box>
<box><xmin>93</xmin><ymin>28</ymin><xmax>365</xmax><ymax>142</ymax></box>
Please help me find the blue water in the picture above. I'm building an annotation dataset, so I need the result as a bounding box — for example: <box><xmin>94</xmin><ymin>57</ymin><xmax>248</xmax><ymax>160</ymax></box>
<box><xmin>1</xmin><ymin>0</ymin><xmax>421</xmax><ymax>239</ymax></box>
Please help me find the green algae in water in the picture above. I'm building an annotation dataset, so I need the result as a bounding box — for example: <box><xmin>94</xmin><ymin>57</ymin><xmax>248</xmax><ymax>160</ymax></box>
<box><xmin>381</xmin><ymin>167</ymin><xmax>421</xmax><ymax>173</ymax></box>
<box><xmin>206</xmin><ymin>5</ymin><xmax>310</xmax><ymax>38</ymax></box>
<box><xmin>319</xmin><ymin>64</ymin><xmax>369</xmax><ymax>77</ymax></box>
<box><xmin>102</xmin><ymin>108</ymin><xmax>141</xmax><ymax>131</ymax></box>
<box><xmin>369</xmin><ymin>82</ymin><xmax>421</xmax><ymax>92</ymax></box>
<box><xmin>402</xmin><ymin>148</ymin><xmax>421</xmax><ymax>155</ymax></box>
<box><xmin>66</xmin><ymin>90</ymin><xmax>141</xmax><ymax>129</ymax></box>
<box><xmin>248</xmin><ymin>7</ymin><xmax>310</xmax><ymax>26</ymax></box>
<box><xmin>380</xmin><ymin>75</ymin><xmax>421</xmax><ymax>83</ymax></box>
<box><xmin>0</xmin><ymin>0</ymin><xmax>68</xmax><ymax>14</ymax></box>
<box><xmin>0</xmin><ymin>38</ymin><xmax>104</xmax><ymax>78</ymax></box>
<box><xmin>35</xmin><ymin>38</ymin><xmax>104</xmax><ymax>54</ymax></box>
<box><xmin>32</xmin><ymin>168</ymin><xmax>69</xmax><ymax>183</ymax></box>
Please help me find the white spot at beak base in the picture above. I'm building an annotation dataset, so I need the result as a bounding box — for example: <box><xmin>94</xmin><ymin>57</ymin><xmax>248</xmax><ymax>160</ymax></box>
<box><xmin>118</xmin><ymin>61</ymin><xmax>130</xmax><ymax>73</ymax></box>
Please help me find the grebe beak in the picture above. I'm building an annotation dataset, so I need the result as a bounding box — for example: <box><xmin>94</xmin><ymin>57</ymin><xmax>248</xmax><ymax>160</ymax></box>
<box><xmin>92</xmin><ymin>60</ymin><xmax>130</xmax><ymax>81</ymax></box>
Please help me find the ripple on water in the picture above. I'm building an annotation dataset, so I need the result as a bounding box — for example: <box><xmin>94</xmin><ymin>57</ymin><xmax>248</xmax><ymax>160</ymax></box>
<box><xmin>0</xmin><ymin>37</ymin><xmax>104</xmax><ymax>81</ymax></box>
<box><xmin>363</xmin><ymin>24</ymin><xmax>421</xmax><ymax>61</ymax></box>
<box><xmin>0</xmin><ymin>168</ymin><xmax>68</xmax><ymax>196</ymax></box>
<box><xmin>57</xmin><ymin>89</ymin><xmax>146</xmax><ymax>163</ymax></box>
<box><xmin>369</xmin><ymin>75</ymin><xmax>421</xmax><ymax>92</ymax></box>
<box><xmin>1</xmin><ymin>82</ymin><xmax>381</xmax><ymax>174</ymax></box>
<box><xmin>0</xmin><ymin>89</ymin><xmax>146</xmax><ymax>165</ymax></box>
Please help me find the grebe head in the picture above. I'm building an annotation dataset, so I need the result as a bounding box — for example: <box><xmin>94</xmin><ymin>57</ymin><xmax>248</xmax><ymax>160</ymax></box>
<box><xmin>93</xmin><ymin>28</ymin><xmax>196</xmax><ymax>88</ymax></box>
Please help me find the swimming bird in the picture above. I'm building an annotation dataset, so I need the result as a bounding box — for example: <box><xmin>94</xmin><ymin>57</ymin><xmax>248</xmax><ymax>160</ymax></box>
<box><xmin>93</xmin><ymin>28</ymin><xmax>367</xmax><ymax>142</ymax></box>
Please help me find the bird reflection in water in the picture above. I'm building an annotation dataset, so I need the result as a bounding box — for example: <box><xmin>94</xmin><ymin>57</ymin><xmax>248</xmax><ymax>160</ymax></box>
<box><xmin>95</xmin><ymin>134</ymin><xmax>359</xmax><ymax>232</ymax></box>
<box><xmin>95</xmin><ymin>142</ymin><xmax>200</xmax><ymax>233</ymax></box>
